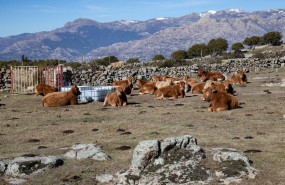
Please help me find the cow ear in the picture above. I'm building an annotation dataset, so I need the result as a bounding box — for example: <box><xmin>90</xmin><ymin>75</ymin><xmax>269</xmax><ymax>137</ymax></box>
<box><xmin>212</xmin><ymin>89</ymin><xmax>217</xmax><ymax>93</ymax></box>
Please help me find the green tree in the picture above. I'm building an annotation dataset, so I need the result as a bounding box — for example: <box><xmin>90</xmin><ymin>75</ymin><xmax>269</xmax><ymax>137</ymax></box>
<box><xmin>187</xmin><ymin>44</ymin><xmax>209</xmax><ymax>58</ymax></box>
<box><xmin>231</xmin><ymin>42</ymin><xmax>244</xmax><ymax>51</ymax></box>
<box><xmin>126</xmin><ymin>58</ymin><xmax>140</xmax><ymax>64</ymax></box>
<box><xmin>243</xmin><ymin>36</ymin><xmax>260</xmax><ymax>48</ymax></box>
<box><xmin>152</xmin><ymin>54</ymin><xmax>165</xmax><ymax>61</ymax></box>
<box><xmin>171</xmin><ymin>50</ymin><xmax>188</xmax><ymax>60</ymax></box>
<box><xmin>262</xmin><ymin>31</ymin><xmax>282</xmax><ymax>46</ymax></box>
<box><xmin>207</xmin><ymin>38</ymin><xmax>228</xmax><ymax>55</ymax></box>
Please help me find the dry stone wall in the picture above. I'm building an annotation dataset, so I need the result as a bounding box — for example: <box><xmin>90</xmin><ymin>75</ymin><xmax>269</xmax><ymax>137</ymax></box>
<box><xmin>0</xmin><ymin>57</ymin><xmax>285</xmax><ymax>91</ymax></box>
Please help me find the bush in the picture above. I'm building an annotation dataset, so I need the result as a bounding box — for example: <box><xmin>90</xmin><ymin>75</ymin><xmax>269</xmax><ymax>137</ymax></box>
<box><xmin>171</xmin><ymin>50</ymin><xmax>188</xmax><ymax>60</ymax></box>
<box><xmin>207</xmin><ymin>38</ymin><xmax>228</xmax><ymax>55</ymax></box>
<box><xmin>262</xmin><ymin>31</ymin><xmax>283</xmax><ymax>46</ymax></box>
<box><xmin>126</xmin><ymin>58</ymin><xmax>140</xmax><ymax>64</ymax></box>
<box><xmin>231</xmin><ymin>42</ymin><xmax>244</xmax><ymax>51</ymax></box>
<box><xmin>152</xmin><ymin>54</ymin><xmax>165</xmax><ymax>61</ymax></box>
<box><xmin>64</xmin><ymin>62</ymin><xmax>81</xmax><ymax>69</ymax></box>
<box><xmin>187</xmin><ymin>44</ymin><xmax>209</xmax><ymax>58</ymax></box>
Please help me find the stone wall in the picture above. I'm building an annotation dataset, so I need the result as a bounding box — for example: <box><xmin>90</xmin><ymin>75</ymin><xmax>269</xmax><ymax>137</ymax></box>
<box><xmin>1</xmin><ymin>57</ymin><xmax>285</xmax><ymax>91</ymax></box>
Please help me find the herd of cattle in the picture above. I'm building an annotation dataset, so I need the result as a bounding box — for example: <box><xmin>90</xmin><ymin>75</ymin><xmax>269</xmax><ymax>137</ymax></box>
<box><xmin>35</xmin><ymin>69</ymin><xmax>248</xmax><ymax>112</ymax></box>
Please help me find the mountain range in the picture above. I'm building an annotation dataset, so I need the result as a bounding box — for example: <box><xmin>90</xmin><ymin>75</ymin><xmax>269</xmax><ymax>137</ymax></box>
<box><xmin>1</xmin><ymin>9</ymin><xmax>285</xmax><ymax>62</ymax></box>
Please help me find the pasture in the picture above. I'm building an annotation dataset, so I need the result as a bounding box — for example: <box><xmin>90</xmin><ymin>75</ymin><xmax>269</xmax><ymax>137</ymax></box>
<box><xmin>0</xmin><ymin>68</ymin><xmax>285</xmax><ymax>185</ymax></box>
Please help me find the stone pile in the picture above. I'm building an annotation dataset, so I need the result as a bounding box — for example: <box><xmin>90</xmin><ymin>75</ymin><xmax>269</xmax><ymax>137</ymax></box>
<box><xmin>0</xmin><ymin>68</ymin><xmax>11</xmax><ymax>91</ymax></box>
<box><xmin>1</xmin><ymin>57</ymin><xmax>285</xmax><ymax>91</ymax></box>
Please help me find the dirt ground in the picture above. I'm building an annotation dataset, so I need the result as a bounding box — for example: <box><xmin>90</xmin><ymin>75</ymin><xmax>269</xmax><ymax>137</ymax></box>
<box><xmin>0</xmin><ymin>68</ymin><xmax>285</xmax><ymax>185</ymax></box>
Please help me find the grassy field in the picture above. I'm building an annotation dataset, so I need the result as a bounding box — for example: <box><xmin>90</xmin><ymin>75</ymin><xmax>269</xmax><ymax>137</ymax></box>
<box><xmin>0</xmin><ymin>68</ymin><xmax>285</xmax><ymax>185</ymax></box>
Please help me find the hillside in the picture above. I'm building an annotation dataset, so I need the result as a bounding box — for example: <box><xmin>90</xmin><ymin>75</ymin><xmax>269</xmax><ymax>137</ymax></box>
<box><xmin>0</xmin><ymin>9</ymin><xmax>285</xmax><ymax>61</ymax></box>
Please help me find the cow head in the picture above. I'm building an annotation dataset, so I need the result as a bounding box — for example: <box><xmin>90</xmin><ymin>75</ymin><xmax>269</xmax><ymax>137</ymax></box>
<box><xmin>197</xmin><ymin>69</ymin><xmax>204</xmax><ymax>77</ymax></box>
<box><xmin>238</xmin><ymin>71</ymin><xmax>247</xmax><ymax>81</ymax></box>
<box><xmin>202</xmin><ymin>88</ymin><xmax>217</xmax><ymax>101</ymax></box>
<box><xmin>223</xmin><ymin>80</ymin><xmax>234</xmax><ymax>94</ymax></box>
<box><xmin>71</xmin><ymin>86</ymin><xmax>81</xmax><ymax>96</ymax></box>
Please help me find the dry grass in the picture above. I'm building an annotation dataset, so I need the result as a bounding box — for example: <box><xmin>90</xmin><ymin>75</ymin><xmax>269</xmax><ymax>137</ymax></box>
<box><xmin>0</xmin><ymin>68</ymin><xmax>285</xmax><ymax>185</ymax></box>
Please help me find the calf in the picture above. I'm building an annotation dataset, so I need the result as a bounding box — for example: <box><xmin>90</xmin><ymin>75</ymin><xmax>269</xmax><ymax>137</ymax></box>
<box><xmin>42</xmin><ymin>86</ymin><xmax>81</xmax><ymax>107</ymax></box>
<box><xmin>119</xmin><ymin>84</ymin><xmax>132</xmax><ymax>95</ymax></box>
<box><xmin>136</xmin><ymin>80</ymin><xmax>155</xmax><ymax>88</ymax></box>
<box><xmin>151</xmin><ymin>75</ymin><xmax>169</xmax><ymax>82</ymax></box>
<box><xmin>156</xmin><ymin>81</ymin><xmax>173</xmax><ymax>89</ymax></box>
<box><xmin>112</xmin><ymin>77</ymin><xmax>133</xmax><ymax>89</ymax></box>
<box><xmin>103</xmin><ymin>86</ymin><xmax>127</xmax><ymax>107</ymax></box>
<box><xmin>191</xmin><ymin>82</ymin><xmax>206</xmax><ymax>94</ymax></box>
<box><xmin>35</xmin><ymin>84</ymin><xmax>56</xmax><ymax>96</ymax></box>
<box><xmin>230</xmin><ymin>71</ymin><xmax>248</xmax><ymax>84</ymax></box>
<box><xmin>154</xmin><ymin>81</ymin><xmax>185</xmax><ymax>99</ymax></box>
<box><xmin>197</xmin><ymin>69</ymin><xmax>225</xmax><ymax>82</ymax></box>
<box><xmin>202</xmin><ymin>88</ymin><xmax>238</xmax><ymax>112</ymax></box>
<box><xmin>203</xmin><ymin>80</ymin><xmax>234</xmax><ymax>94</ymax></box>
<box><xmin>139</xmin><ymin>83</ymin><xmax>157</xmax><ymax>95</ymax></box>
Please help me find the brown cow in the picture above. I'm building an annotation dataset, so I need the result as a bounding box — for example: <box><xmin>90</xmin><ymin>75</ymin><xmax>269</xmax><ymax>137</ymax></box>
<box><xmin>103</xmin><ymin>86</ymin><xmax>127</xmax><ymax>107</ymax></box>
<box><xmin>136</xmin><ymin>80</ymin><xmax>155</xmax><ymax>88</ymax></box>
<box><xmin>230</xmin><ymin>71</ymin><xmax>248</xmax><ymax>84</ymax></box>
<box><xmin>139</xmin><ymin>83</ymin><xmax>157</xmax><ymax>95</ymax></box>
<box><xmin>154</xmin><ymin>81</ymin><xmax>185</xmax><ymax>99</ymax></box>
<box><xmin>151</xmin><ymin>74</ymin><xmax>170</xmax><ymax>82</ymax></box>
<box><xmin>118</xmin><ymin>84</ymin><xmax>132</xmax><ymax>95</ymax></box>
<box><xmin>203</xmin><ymin>80</ymin><xmax>234</xmax><ymax>94</ymax></box>
<box><xmin>156</xmin><ymin>81</ymin><xmax>173</xmax><ymax>89</ymax></box>
<box><xmin>42</xmin><ymin>86</ymin><xmax>81</xmax><ymax>107</ymax></box>
<box><xmin>202</xmin><ymin>88</ymin><xmax>238</xmax><ymax>112</ymax></box>
<box><xmin>112</xmin><ymin>77</ymin><xmax>133</xmax><ymax>89</ymax></box>
<box><xmin>191</xmin><ymin>82</ymin><xmax>206</xmax><ymax>94</ymax></box>
<box><xmin>197</xmin><ymin>69</ymin><xmax>225</xmax><ymax>82</ymax></box>
<box><xmin>35</xmin><ymin>84</ymin><xmax>56</xmax><ymax>96</ymax></box>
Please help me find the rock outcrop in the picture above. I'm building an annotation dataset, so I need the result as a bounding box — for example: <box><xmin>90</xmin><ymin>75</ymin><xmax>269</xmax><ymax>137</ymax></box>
<box><xmin>114</xmin><ymin>135</ymin><xmax>257</xmax><ymax>185</ymax></box>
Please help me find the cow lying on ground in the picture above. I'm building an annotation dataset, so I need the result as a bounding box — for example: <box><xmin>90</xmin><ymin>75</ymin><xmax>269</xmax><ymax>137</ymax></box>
<box><xmin>137</xmin><ymin>80</ymin><xmax>152</xmax><ymax>88</ymax></box>
<box><xmin>35</xmin><ymin>84</ymin><xmax>56</xmax><ymax>96</ymax></box>
<box><xmin>202</xmin><ymin>88</ymin><xmax>238</xmax><ymax>112</ymax></box>
<box><xmin>154</xmin><ymin>81</ymin><xmax>185</xmax><ymax>99</ymax></box>
<box><xmin>103</xmin><ymin>86</ymin><xmax>127</xmax><ymax>107</ymax></box>
<box><xmin>119</xmin><ymin>84</ymin><xmax>132</xmax><ymax>95</ymax></box>
<box><xmin>112</xmin><ymin>77</ymin><xmax>133</xmax><ymax>89</ymax></box>
<box><xmin>191</xmin><ymin>82</ymin><xmax>206</xmax><ymax>94</ymax></box>
<box><xmin>156</xmin><ymin>81</ymin><xmax>173</xmax><ymax>89</ymax></box>
<box><xmin>110</xmin><ymin>61</ymin><xmax>125</xmax><ymax>67</ymax></box>
<box><xmin>203</xmin><ymin>80</ymin><xmax>234</xmax><ymax>94</ymax></box>
<box><xmin>42</xmin><ymin>86</ymin><xmax>81</xmax><ymax>107</ymax></box>
<box><xmin>197</xmin><ymin>69</ymin><xmax>225</xmax><ymax>82</ymax></box>
<box><xmin>230</xmin><ymin>71</ymin><xmax>248</xmax><ymax>84</ymax></box>
<box><xmin>139</xmin><ymin>83</ymin><xmax>157</xmax><ymax>95</ymax></box>
<box><xmin>151</xmin><ymin>75</ymin><xmax>170</xmax><ymax>82</ymax></box>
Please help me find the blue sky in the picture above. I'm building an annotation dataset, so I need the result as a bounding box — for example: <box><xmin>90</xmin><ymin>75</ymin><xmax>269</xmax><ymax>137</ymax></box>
<box><xmin>0</xmin><ymin>0</ymin><xmax>285</xmax><ymax>37</ymax></box>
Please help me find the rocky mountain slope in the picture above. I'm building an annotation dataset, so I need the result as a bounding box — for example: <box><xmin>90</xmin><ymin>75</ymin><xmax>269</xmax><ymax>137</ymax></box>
<box><xmin>0</xmin><ymin>9</ymin><xmax>285</xmax><ymax>61</ymax></box>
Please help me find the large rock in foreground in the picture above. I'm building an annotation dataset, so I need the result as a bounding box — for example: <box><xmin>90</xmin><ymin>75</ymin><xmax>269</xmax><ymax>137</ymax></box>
<box><xmin>116</xmin><ymin>135</ymin><xmax>258</xmax><ymax>185</ymax></box>
<box><xmin>0</xmin><ymin>156</ymin><xmax>63</xmax><ymax>184</ymax></box>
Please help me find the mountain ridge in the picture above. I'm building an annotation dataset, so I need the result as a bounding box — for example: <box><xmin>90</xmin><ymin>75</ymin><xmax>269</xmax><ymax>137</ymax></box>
<box><xmin>0</xmin><ymin>9</ymin><xmax>285</xmax><ymax>61</ymax></box>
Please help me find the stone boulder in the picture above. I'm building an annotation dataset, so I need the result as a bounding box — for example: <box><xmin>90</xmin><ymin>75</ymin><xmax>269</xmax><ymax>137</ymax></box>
<box><xmin>115</xmin><ymin>135</ymin><xmax>258</xmax><ymax>185</ymax></box>
<box><xmin>64</xmin><ymin>144</ymin><xmax>110</xmax><ymax>161</ymax></box>
<box><xmin>0</xmin><ymin>156</ymin><xmax>63</xmax><ymax>184</ymax></box>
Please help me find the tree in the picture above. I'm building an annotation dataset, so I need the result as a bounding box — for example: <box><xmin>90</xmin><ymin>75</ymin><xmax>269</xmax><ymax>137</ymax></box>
<box><xmin>171</xmin><ymin>50</ymin><xmax>188</xmax><ymax>60</ymax></box>
<box><xmin>231</xmin><ymin>42</ymin><xmax>244</xmax><ymax>51</ymax></box>
<box><xmin>207</xmin><ymin>38</ymin><xmax>228</xmax><ymax>55</ymax></box>
<box><xmin>94</xmin><ymin>56</ymin><xmax>119</xmax><ymax>66</ymax></box>
<box><xmin>152</xmin><ymin>54</ymin><xmax>165</xmax><ymax>61</ymax></box>
<box><xmin>243</xmin><ymin>36</ymin><xmax>260</xmax><ymax>48</ymax></box>
<box><xmin>262</xmin><ymin>31</ymin><xmax>282</xmax><ymax>46</ymax></box>
<box><xmin>126</xmin><ymin>58</ymin><xmax>140</xmax><ymax>64</ymax></box>
<box><xmin>187</xmin><ymin>44</ymin><xmax>209</xmax><ymax>58</ymax></box>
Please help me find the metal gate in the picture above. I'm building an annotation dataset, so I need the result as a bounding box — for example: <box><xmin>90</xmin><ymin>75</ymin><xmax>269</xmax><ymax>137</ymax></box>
<box><xmin>11</xmin><ymin>66</ymin><xmax>38</xmax><ymax>94</ymax></box>
<box><xmin>11</xmin><ymin>65</ymin><xmax>63</xmax><ymax>94</ymax></box>
<box><xmin>38</xmin><ymin>65</ymin><xmax>63</xmax><ymax>92</ymax></box>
